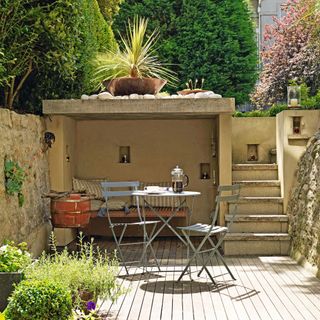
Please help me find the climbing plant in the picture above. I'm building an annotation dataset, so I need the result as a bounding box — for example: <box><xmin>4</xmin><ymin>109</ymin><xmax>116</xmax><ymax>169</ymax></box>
<box><xmin>4</xmin><ymin>159</ymin><xmax>25</xmax><ymax>207</ymax></box>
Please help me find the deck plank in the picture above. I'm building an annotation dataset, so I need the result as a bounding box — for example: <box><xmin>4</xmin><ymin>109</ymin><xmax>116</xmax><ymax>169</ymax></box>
<box><xmin>172</xmin><ymin>241</ymin><xmax>183</xmax><ymax>320</ymax></box>
<box><xmin>79</xmin><ymin>238</ymin><xmax>320</xmax><ymax>320</ymax></box>
<box><xmin>262</xmin><ymin>256</ymin><xmax>320</xmax><ymax>320</ymax></box>
<box><xmin>253</xmin><ymin>256</ymin><xmax>307</xmax><ymax>320</ymax></box>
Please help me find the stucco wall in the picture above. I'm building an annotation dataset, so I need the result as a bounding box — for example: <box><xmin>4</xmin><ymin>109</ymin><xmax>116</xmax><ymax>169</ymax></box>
<box><xmin>277</xmin><ymin>110</ymin><xmax>320</xmax><ymax>211</ymax></box>
<box><xmin>232</xmin><ymin>117</ymin><xmax>276</xmax><ymax>163</ymax></box>
<box><xmin>75</xmin><ymin>119</ymin><xmax>217</xmax><ymax>225</ymax></box>
<box><xmin>0</xmin><ymin>109</ymin><xmax>50</xmax><ymax>256</ymax></box>
<box><xmin>287</xmin><ymin>131</ymin><xmax>320</xmax><ymax>278</ymax></box>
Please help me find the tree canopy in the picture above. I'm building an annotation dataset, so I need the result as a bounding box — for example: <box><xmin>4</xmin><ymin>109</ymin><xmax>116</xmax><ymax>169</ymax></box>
<box><xmin>0</xmin><ymin>0</ymin><xmax>117</xmax><ymax>112</ymax></box>
<box><xmin>251</xmin><ymin>0</ymin><xmax>320</xmax><ymax>107</ymax></box>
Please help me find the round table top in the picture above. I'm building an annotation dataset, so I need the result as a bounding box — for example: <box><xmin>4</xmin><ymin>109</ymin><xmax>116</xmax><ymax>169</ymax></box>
<box><xmin>132</xmin><ymin>190</ymin><xmax>201</xmax><ymax>197</ymax></box>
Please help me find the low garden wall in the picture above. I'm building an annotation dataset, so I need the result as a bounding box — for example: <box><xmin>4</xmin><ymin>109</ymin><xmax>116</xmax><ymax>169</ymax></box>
<box><xmin>0</xmin><ymin>109</ymin><xmax>50</xmax><ymax>256</ymax></box>
<box><xmin>232</xmin><ymin>117</ymin><xmax>276</xmax><ymax>163</ymax></box>
<box><xmin>287</xmin><ymin>131</ymin><xmax>320</xmax><ymax>278</ymax></box>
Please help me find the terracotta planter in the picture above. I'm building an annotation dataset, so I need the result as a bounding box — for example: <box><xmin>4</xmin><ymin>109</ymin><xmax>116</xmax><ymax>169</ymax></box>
<box><xmin>51</xmin><ymin>195</ymin><xmax>91</xmax><ymax>228</ymax></box>
<box><xmin>0</xmin><ymin>272</ymin><xmax>23</xmax><ymax>311</ymax></box>
<box><xmin>106</xmin><ymin>77</ymin><xmax>167</xmax><ymax>96</ymax></box>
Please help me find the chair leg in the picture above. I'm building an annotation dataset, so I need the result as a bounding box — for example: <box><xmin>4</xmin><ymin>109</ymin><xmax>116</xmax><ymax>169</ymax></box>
<box><xmin>197</xmin><ymin>235</ymin><xmax>235</xmax><ymax>281</ymax></box>
<box><xmin>215</xmin><ymin>249</ymin><xmax>236</xmax><ymax>280</ymax></box>
<box><xmin>111</xmin><ymin>225</ymin><xmax>129</xmax><ymax>275</ymax></box>
<box><xmin>146</xmin><ymin>223</ymin><xmax>161</xmax><ymax>271</ymax></box>
<box><xmin>177</xmin><ymin>231</ymin><xmax>216</xmax><ymax>284</ymax></box>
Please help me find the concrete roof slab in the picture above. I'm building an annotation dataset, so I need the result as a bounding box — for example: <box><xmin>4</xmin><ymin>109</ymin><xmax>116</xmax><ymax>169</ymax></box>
<box><xmin>43</xmin><ymin>98</ymin><xmax>235</xmax><ymax>120</ymax></box>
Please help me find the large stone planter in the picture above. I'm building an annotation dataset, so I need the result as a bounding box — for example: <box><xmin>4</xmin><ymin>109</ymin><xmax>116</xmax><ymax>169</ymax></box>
<box><xmin>0</xmin><ymin>272</ymin><xmax>23</xmax><ymax>311</ymax></box>
<box><xmin>106</xmin><ymin>77</ymin><xmax>166</xmax><ymax>96</ymax></box>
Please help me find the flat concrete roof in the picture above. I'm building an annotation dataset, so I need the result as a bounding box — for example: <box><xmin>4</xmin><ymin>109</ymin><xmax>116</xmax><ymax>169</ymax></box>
<box><xmin>42</xmin><ymin>98</ymin><xmax>235</xmax><ymax>120</ymax></box>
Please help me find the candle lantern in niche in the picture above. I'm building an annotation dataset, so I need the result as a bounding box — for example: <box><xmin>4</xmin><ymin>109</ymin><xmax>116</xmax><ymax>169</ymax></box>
<box><xmin>119</xmin><ymin>146</ymin><xmax>130</xmax><ymax>163</ymax></box>
<box><xmin>247</xmin><ymin>144</ymin><xmax>258</xmax><ymax>162</ymax></box>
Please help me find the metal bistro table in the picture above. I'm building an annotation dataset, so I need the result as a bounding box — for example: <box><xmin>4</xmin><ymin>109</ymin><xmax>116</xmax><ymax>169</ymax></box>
<box><xmin>132</xmin><ymin>190</ymin><xmax>201</xmax><ymax>271</ymax></box>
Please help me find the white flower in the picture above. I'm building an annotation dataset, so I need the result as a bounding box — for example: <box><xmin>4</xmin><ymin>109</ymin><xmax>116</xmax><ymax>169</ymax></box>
<box><xmin>0</xmin><ymin>245</ymin><xmax>8</xmax><ymax>253</ymax></box>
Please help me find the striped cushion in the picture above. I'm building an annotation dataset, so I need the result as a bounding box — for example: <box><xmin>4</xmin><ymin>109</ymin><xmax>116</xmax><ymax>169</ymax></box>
<box><xmin>73</xmin><ymin>178</ymin><xmax>104</xmax><ymax>198</ymax></box>
<box><xmin>133</xmin><ymin>182</ymin><xmax>179</xmax><ymax>208</ymax></box>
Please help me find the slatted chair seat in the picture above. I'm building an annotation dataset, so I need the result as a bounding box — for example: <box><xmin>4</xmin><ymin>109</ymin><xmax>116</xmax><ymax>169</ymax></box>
<box><xmin>179</xmin><ymin>224</ymin><xmax>228</xmax><ymax>235</ymax></box>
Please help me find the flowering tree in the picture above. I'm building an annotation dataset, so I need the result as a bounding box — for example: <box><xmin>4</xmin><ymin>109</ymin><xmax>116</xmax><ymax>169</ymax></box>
<box><xmin>251</xmin><ymin>0</ymin><xmax>320</xmax><ymax>107</ymax></box>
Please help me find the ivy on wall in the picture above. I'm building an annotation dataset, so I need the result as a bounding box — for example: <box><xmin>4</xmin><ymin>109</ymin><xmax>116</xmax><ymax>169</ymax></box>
<box><xmin>4</xmin><ymin>159</ymin><xmax>25</xmax><ymax>207</ymax></box>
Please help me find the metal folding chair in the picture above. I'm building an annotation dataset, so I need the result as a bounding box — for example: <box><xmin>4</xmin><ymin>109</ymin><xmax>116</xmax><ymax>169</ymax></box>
<box><xmin>101</xmin><ymin>181</ymin><xmax>161</xmax><ymax>274</ymax></box>
<box><xmin>177</xmin><ymin>184</ymin><xmax>240</xmax><ymax>283</ymax></box>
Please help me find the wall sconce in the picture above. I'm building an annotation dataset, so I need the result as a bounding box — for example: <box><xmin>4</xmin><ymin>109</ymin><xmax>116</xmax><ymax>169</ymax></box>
<box><xmin>43</xmin><ymin>132</ymin><xmax>55</xmax><ymax>152</ymax></box>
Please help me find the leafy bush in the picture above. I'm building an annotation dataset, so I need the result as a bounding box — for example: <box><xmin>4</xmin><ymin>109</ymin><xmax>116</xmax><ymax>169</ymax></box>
<box><xmin>5</xmin><ymin>280</ymin><xmax>72</xmax><ymax>320</ymax></box>
<box><xmin>234</xmin><ymin>104</ymin><xmax>289</xmax><ymax>117</ymax></box>
<box><xmin>26</xmin><ymin>235</ymin><xmax>121</xmax><ymax>309</ymax></box>
<box><xmin>0</xmin><ymin>241</ymin><xmax>31</xmax><ymax>273</ymax></box>
<box><xmin>4</xmin><ymin>160</ymin><xmax>25</xmax><ymax>207</ymax></box>
<box><xmin>113</xmin><ymin>0</ymin><xmax>257</xmax><ymax>103</ymax></box>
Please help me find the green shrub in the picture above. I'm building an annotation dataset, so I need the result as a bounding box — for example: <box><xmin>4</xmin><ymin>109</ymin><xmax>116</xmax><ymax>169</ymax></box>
<box><xmin>5</xmin><ymin>280</ymin><xmax>72</xmax><ymax>320</ymax></box>
<box><xmin>26</xmin><ymin>235</ymin><xmax>121</xmax><ymax>309</ymax></box>
<box><xmin>113</xmin><ymin>0</ymin><xmax>257</xmax><ymax>103</ymax></box>
<box><xmin>0</xmin><ymin>241</ymin><xmax>31</xmax><ymax>273</ymax></box>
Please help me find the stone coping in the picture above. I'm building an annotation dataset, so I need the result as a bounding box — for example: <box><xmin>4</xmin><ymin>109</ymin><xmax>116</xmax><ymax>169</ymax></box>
<box><xmin>42</xmin><ymin>98</ymin><xmax>235</xmax><ymax>120</ymax></box>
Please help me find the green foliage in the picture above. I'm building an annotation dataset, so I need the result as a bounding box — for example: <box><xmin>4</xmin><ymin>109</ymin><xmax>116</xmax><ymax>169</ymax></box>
<box><xmin>92</xmin><ymin>16</ymin><xmax>177</xmax><ymax>90</ymax></box>
<box><xmin>0</xmin><ymin>0</ymin><xmax>42</xmax><ymax>109</ymax></box>
<box><xmin>26</xmin><ymin>234</ymin><xmax>121</xmax><ymax>310</ymax></box>
<box><xmin>97</xmin><ymin>0</ymin><xmax>124</xmax><ymax>23</ymax></box>
<box><xmin>0</xmin><ymin>0</ymin><xmax>117</xmax><ymax>113</ymax></box>
<box><xmin>5</xmin><ymin>280</ymin><xmax>72</xmax><ymax>320</ymax></box>
<box><xmin>113</xmin><ymin>0</ymin><xmax>257</xmax><ymax>103</ymax></box>
<box><xmin>300</xmin><ymin>83</ymin><xmax>320</xmax><ymax>109</ymax></box>
<box><xmin>0</xmin><ymin>241</ymin><xmax>31</xmax><ymax>273</ymax></box>
<box><xmin>4</xmin><ymin>160</ymin><xmax>25</xmax><ymax>207</ymax></box>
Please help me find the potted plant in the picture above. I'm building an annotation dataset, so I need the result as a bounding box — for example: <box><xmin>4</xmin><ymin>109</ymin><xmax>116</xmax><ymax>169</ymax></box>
<box><xmin>0</xmin><ymin>241</ymin><xmax>32</xmax><ymax>311</ymax></box>
<box><xmin>92</xmin><ymin>16</ymin><xmax>177</xmax><ymax>96</ymax></box>
<box><xmin>177</xmin><ymin>78</ymin><xmax>208</xmax><ymax>95</ymax></box>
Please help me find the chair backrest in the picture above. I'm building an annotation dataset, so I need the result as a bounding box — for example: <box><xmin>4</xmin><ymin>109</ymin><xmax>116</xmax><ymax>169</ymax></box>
<box><xmin>101</xmin><ymin>181</ymin><xmax>141</xmax><ymax>225</ymax></box>
<box><xmin>101</xmin><ymin>181</ymin><xmax>140</xmax><ymax>200</ymax></box>
<box><xmin>210</xmin><ymin>184</ymin><xmax>241</xmax><ymax>227</ymax></box>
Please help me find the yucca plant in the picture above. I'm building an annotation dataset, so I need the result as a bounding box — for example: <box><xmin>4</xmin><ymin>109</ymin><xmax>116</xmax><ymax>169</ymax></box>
<box><xmin>92</xmin><ymin>16</ymin><xmax>177</xmax><ymax>91</ymax></box>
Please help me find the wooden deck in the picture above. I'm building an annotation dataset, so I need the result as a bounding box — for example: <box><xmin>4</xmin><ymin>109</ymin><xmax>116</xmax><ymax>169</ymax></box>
<box><xmin>83</xmin><ymin>237</ymin><xmax>320</xmax><ymax>320</ymax></box>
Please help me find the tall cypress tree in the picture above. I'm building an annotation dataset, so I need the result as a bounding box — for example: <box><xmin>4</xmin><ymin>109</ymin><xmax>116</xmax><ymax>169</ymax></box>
<box><xmin>113</xmin><ymin>0</ymin><xmax>257</xmax><ymax>104</ymax></box>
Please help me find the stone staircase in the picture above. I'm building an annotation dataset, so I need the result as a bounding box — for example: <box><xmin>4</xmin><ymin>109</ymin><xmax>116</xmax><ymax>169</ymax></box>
<box><xmin>224</xmin><ymin>164</ymin><xmax>290</xmax><ymax>255</ymax></box>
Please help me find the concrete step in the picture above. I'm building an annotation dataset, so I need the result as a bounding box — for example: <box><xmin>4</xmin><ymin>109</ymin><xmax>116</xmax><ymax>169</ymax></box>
<box><xmin>225</xmin><ymin>215</ymin><xmax>288</xmax><ymax>233</ymax></box>
<box><xmin>232</xmin><ymin>164</ymin><xmax>278</xmax><ymax>180</ymax></box>
<box><xmin>233</xmin><ymin>180</ymin><xmax>281</xmax><ymax>197</ymax></box>
<box><xmin>229</xmin><ymin>197</ymin><xmax>283</xmax><ymax>214</ymax></box>
<box><xmin>224</xmin><ymin>233</ymin><xmax>290</xmax><ymax>255</ymax></box>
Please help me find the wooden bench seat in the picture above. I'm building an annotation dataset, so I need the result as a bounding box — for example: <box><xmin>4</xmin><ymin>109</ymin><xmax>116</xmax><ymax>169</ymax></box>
<box><xmin>91</xmin><ymin>207</ymin><xmax>188</xmax><ymax>219</ymax></box>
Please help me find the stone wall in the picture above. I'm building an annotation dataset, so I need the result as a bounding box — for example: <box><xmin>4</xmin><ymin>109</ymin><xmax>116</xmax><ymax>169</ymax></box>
<box><xmin>287</xmin><ymin>131</ymin><xmax>320</xmax><ymax>277</ymax></box>
<box><xmin>0</xmin><ymin>109</ymin><xmax>50</xmax><ymax>256</ymax></box>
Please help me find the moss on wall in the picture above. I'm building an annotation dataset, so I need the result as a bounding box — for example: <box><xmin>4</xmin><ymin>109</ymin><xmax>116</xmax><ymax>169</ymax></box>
<box><xmin>287</xmin><ymin>131</ymin><xmax>320</xmax><ymax>277</ymax></box>
<box><xmin>0</xmin><ymin>109</ymin><xmax>50</xmax><ymax>255</ymax></box>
